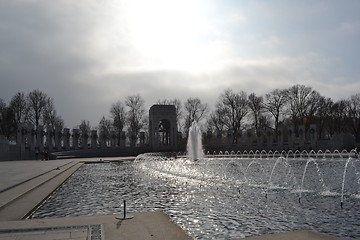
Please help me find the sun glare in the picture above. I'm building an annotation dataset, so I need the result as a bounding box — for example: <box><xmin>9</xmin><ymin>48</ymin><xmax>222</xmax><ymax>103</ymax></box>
<box><xmin>125</xmin><ymin>0</ymin><xmax>214</xmax><ymax>71</ymax></box>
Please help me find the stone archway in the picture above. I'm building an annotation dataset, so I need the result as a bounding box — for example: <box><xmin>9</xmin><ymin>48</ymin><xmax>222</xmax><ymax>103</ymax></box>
<box><xmin>149</xmin><ymin>105</ymin><xmax>178</xmax><ymax>151</ymax></box>
<box><xmin>158</xmin><ymin>119</ymin><xmax>171</xmax><ymax>146</ymax></box>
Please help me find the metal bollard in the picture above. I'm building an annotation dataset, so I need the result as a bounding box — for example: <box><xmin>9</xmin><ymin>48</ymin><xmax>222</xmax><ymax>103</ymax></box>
<box><xmin>116</xmin><ymin>200</ymin><xmax>134</xmax><ymax>220</ymax></box>
<box><xmin>123</xmin><ymin>200</ymin><xmax>126</xmax><ymax>219</ymax></box>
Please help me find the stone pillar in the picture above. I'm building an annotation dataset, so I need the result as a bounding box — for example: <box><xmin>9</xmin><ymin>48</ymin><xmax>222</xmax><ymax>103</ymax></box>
<box><xmin>238</xmin><ymin>130</ymin><xmax>245</xmax><ymax>149</ymax></box>
<box><xmin>81</xmin><ymin>132</ymin><xmax>88</xmax><ymax>149</ymax></box>
<box><xmin>36</xmin><ymin>126</ymin><xmax>44</xmax><ymax>152</ymax></box>
<box><xmin>46</xmin><ymin>127</ymin><xmax>54</xmax><ymax>151</ymax></box>
<box><xmin>215</xmin><ymin>130</ymin><xmax>222</xmax><ymax>146</ymax></box>
<box><xmin>267</xmin><ymin>129</ymin><xmax>273</xmax><ymax>149</ymax></box>
<box><xmin>277</xmin><ymin>128</ymin><xmax>283</xmax><ymax>149</ymax></box>
<box><xmin>120</xmin><ymin>131</ymin><xmax>126</xmax><ymax>147</ymax></box>
<box><xmin>72</xmin><ymin>129</ymin><xmax>79</xmax><ymax>150</ymax></box>
<box><xmin>235</xmin><ymin>131</ymin><xmax>241</xmax><ymax>148</ymax></box>
<box><xmin>105</xmin><ymin>132</ymin><xmax>109</xmax><ymax>148</ymax></box>
<box><xmin>28</xmin><ymin>124</ymin><xmax>35</xmax><ymax>153</ymax></box>
<box><xmin>288</xmin><ymin>126</ymin><xmax>294</xmax><ymax>148</ymax></box>
<box><xmin>246</xmin><ymin>130</ymin><xmax>253</xmax><ymax>149</ymax></box>
<box><xmin>18</xmin><ymin>124</ymin><xmax>27</xmax><ymax>159</ymax></box>
<box><xmin>16</xmin><ymin>124</ymin><xmax>23</xmax><ymax>147</ymax></box>
<box><xmin>26</xmin><ymin>125</ymin><xmax>32</xmax><ymax>149</ymax></box>
<box><xmin>298</xmin><ymin>125</ymin><xmax>305</xmax><ymax>147</ymax></box>
<box><xmin>226</xmin><ymin>129</ymin><xmax>232</xmax><ymax>147</ymax></box>
<box><xmin>99</xmin><ymin>131</ymin><xmax>107</xmax><ymax>148</ymax></box>
<box><xmin>63</xmin><ymin>128</ymin><xmax>70</xmax><ymax>151</ymax></box>
<box><xmin>54</xmin><ymin>127</ymin><xmax>62</xmax><ymax>151</ymax></box>
<box><xmin>256</xmin><ymin>130</ymin><xmax>263</xmax><ymax>149</ymax></box>
<box><xmin>205</xmin><ymin>130</ymin><xmax>212</xmax><ymax>146</ymax></box>
<box><xmin>23</xmin><ymin>125</ymin><xmax>29</xmax><ymax>148</ymax></box>
<box><xmin>22</xmin><ymin>125</ymin><xmax>34</xmax><ymax>160</ymax></box>
<box><xmin>139</xmin><ymin>131</ymin><xmax>145</xmax><ymax>146</ymax></box>
<box><xmin>309</xmin><ymin>124</ymin><xmax>317</xmax><ymax>147</ymax></box>
<box><xmin>110</xmin><ymin>131</ymin><xmax>116</xmax><ymax>148</ymax></box>
<box><xmin>91</xmin><ymin>130</ymin><xmax>97</xmax><ymax>149</ymax></box>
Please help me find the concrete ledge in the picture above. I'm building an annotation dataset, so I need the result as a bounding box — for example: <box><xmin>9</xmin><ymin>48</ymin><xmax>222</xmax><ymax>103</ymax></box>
<box><xmin>0</xmin><ymin>212</ymin><xmax>192</xmax><ymax>240</ymax></box>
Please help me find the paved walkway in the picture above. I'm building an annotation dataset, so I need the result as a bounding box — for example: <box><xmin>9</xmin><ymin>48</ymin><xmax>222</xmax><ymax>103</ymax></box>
<box><xmin>0</xmin><ymin>212</ymin><xmax>191</xmax><ymax>240</ymax></box>
<box><xmin>0</xmin><ymin>159</ymin><xmax>75</xmax><ymax>192</ymax></box>
<box><xmin>0</xmin><ymin>159</ymin><xmax>83</xmax><ymax>221</ymax></box>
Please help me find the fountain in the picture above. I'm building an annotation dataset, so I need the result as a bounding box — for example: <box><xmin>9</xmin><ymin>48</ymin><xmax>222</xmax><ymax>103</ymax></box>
<box><xmin>31</xmin><ymin>148</ymin><xmax>360</xmax><ymax>240</ymax></box>
<box><xmin>187</xmin><ymin>121</ymin><xmax>204</xmax><ymax>161</ymax></box>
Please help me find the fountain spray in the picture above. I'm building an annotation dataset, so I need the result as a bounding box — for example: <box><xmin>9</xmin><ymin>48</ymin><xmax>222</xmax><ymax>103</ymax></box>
<box><xmin>187</xmin><ymin>121</ymin><xmax>204</xmax><ymax>161</ymax></box>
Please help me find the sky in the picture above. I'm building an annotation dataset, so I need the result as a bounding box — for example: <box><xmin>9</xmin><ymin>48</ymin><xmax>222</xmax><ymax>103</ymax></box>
<box><xmin>1</xmin><ymin>0</ymin><xmax>360</xmax><ymax>129</ymax></box>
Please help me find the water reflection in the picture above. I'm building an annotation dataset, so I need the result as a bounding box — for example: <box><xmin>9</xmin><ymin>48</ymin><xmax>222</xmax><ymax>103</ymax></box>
<box><xmin>32</xmin><ymin>158</ymin><xmax>360</xmax><ymax>240</ymax></box>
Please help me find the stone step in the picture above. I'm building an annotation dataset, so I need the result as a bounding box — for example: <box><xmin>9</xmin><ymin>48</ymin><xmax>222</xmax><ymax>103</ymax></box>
<box><xmin>0</xmin><ymin>161</ymin><xmax>75</xmax><ymax>210</ymax></box>
<box><xmin>0</xmin><ymin>162</ymin><xmax>83</xmax><ymax>221</ymax></box>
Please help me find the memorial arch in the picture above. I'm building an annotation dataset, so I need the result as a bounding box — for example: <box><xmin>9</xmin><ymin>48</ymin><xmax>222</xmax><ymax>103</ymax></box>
<box><xmin>149</xmin><ymin>105</ymin><xmax>178</xmax><ymax>151</ymax></box>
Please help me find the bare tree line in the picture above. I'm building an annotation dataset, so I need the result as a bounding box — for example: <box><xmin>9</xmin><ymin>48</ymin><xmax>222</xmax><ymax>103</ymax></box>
<box><xmin>0</xmin><ymin>90</ymin><xmax>64</xmax><ymax>140</ymax></box>
<box><xmin>207</xmin><ymin>85</ymin><xmax>360</xmax><ymax>144</ymax></box>
<box><xmin>1</xmin><ymin>85</ymin><xmax>360</xmax><ymax>146</ymax></box>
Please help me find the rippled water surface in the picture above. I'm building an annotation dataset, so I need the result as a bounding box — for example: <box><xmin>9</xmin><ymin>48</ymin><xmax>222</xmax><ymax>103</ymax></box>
<box><xmin>32</xmin><ymin>157</ymin><xmax>360</xmax><ymax>239</ymax></box>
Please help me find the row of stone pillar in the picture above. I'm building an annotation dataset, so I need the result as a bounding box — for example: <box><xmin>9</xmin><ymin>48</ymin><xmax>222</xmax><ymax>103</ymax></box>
<box><xmin>206</xmin><ymin>124</ymin><xmax>318</xmax><ymax>150</ymax></box>
<box><xmin>16</xmin><ymin>124</ymin><xmax>129</xmax><ymax>152</ymax></box>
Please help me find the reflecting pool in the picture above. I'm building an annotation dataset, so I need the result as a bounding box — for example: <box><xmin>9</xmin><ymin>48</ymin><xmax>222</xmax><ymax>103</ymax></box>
<box><xmin>32</xmin><ymin>154</ymin><xmax>360</xmax><ymax>239</ymax></box>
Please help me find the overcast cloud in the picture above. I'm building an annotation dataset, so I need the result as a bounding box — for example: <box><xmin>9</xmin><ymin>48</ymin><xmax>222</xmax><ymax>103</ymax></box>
<box><xmin>1</xmin><ymin>0</ymin><xmax>360</xmax><ymax>128</ymax></box>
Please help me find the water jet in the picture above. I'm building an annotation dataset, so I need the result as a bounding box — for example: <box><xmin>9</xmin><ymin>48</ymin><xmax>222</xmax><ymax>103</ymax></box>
<box><xmin>187</xmin><ymin>121</ymin><xmax>203</xmax><ymax>161</ymax></box>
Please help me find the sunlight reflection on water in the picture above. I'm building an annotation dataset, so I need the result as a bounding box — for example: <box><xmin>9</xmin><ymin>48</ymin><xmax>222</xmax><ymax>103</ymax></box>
<box><xmin>32</xmin><ymin>157</ymin><xmax>360</xmax><ymax>240</ymax></box>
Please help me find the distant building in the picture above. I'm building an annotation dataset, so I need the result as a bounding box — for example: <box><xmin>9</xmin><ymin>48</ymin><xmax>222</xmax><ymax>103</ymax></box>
<box><xmin>149</xmin><ymin>105</ymin><xmax>178</xmax><ymax>152</ymax></box>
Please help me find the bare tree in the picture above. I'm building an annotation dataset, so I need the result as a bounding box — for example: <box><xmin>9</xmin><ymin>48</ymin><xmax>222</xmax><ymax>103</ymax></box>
<box><xmin>9</xmin><ymin>91</ymin><xmax>28</xmax><ymax>126</ymax></box>
<box><xmin>216</xmin><ymin>89</ymin><xmax>249</xmax><ymax>144</ymax></box>
<box><xmin>0</xmin><ymin>98</ymin><xmax>18</xmax><ymax>140</ymax></box>
<box><xmin>79</xmin><ymin>120</ymin><xmax>91</xmax><ymax>138</ymax></box>
<box><xmin>98</xmin><ymin>116</ymin><xmax>112</xmax><ymax>135</ymax></box>
<box><xmin>98</xmin><ymin>116</ymin><xmax>113</xmax><ymax>146</ymax></box>
<box><xmin>0</xmin><ymin>98</ymin><xmax>5</xmax><ymax>127</ymax></box>
<box><xmin>305</xmin><ymin>90</ymin><xmax>322</xmax><ymax>129</ymax></box>
<box><xmin>258</xmin><ymin>115</ymin><xmax>272</xmax><ymax>130</ymax></box>
<box><xmin>0</xmin><ymin>100</ymin><xmax>16</xmax><ymax>139</ymax></box>
<box><xmin>207</xmin><ymin>108</ymin><xmax>226</xmax><ymax>138</ymax></box>
<box><xmin>27</xmin><ymin>89</ymin><xmax>48</xmax><ymax>130</ymax></box>
<box><xmin>315</xmin><ymin>96</ymin><xmax>333</xmax><ymax>139</ymax></box>
<box><xmin>125</xmin><ymin>94</ymin><xmax>146</xmax><ymax>147</ymax></box>
<box><xmin>110</xmin><ymin>101</ymin><xmax>126</xmax><ymax>146</ymax></box>
<box><xmin>43</xmin><ymin>97</ymin><xmax>64</xmax><ymax>131</ymax></box>
<box><xmin>183</xmin><ymin>97</ymin><xmax>208</xmax><ymax>134</ymax></box>
<box><xmin>346</xmin><ymin>93</ymin><xmax>360</xmax><ymax>142</ymax></box>
<box><xmin>263</xmin><ymin>89</ymin><xmax>287</xmax><ymax>133</ymax></box>
<box><xmin>248</xmin><ymin>93</ymin><xmax>264</xmax><ymax>131</ymax></box>
<box><xmin>285</xmin><ymin>84</ymin><xmax>322</xmax><ymax>131</ymax></box>
<box><xmin>328</xmin><ymin>100</ymin><xmax>348</xmax><ymax>136</ymax></box>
